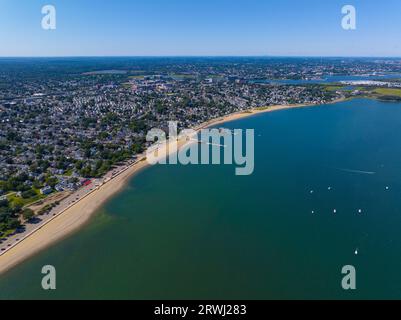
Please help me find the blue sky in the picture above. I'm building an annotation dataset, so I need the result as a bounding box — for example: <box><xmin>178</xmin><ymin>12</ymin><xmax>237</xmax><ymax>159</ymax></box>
<box><xmin>0</xmin><ymin>0</ymin><xmax>400</xmax><ymax>57</ymax></box>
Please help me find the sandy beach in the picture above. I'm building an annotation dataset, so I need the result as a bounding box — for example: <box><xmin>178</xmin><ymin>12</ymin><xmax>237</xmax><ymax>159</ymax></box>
<box><xmin>0</xmin><ymin>102</ymin><xmax>325</xmax><ymax>275</ymax></box>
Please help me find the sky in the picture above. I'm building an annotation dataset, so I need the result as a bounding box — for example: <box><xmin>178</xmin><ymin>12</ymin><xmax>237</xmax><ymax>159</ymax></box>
<box><xmin>0</xmin><ymin>0</ymin><xmax>400</xmax><ymax>57</ymax></box>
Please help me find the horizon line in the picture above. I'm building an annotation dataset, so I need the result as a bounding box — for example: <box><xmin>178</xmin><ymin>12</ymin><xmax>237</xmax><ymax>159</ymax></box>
<box><xmin>0</xmin><ymin>55</ymin><xmax>400</xmax><ymax>59</ymax></box>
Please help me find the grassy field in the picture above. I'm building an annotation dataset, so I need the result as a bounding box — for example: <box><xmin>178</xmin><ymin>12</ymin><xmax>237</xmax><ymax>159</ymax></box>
<box><xmin>7</xmin><ymin>191</ymin><xmax>46</xmax><ymax>208</ymax></box>
<box><xmin>322</xmin><ymin>84</ymin><xmax>401</xmax><ymax>99</ymax></box>
<box><xmin>373</xmin><ymin>88</ymin><xmax>401</xmax><ymax>97</ymax></box>
<box><xmin>323</xmin><ymin>85</ymin><xmax>345</xmax><ymax>91</ymax></box>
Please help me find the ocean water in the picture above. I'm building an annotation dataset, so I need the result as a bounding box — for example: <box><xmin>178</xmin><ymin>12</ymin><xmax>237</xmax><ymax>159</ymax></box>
<box><xmin>1</xmin><ymin>99</ymin><xmax>401</xmax><ymax>299</ymax></box>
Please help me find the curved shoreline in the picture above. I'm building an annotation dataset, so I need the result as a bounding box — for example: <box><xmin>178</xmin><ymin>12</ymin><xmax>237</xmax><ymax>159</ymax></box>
<box><xmin>0</xmin><ymin>101</ymin><xmax>336</xmax><ymax>275</ymax></box>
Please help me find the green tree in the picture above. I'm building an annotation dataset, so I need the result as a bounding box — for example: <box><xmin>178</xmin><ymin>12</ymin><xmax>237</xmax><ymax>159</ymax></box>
<box><xmin>22</xmin><ymin>208</ymin><xmax>35</xmax><ymax>221</ymax></box>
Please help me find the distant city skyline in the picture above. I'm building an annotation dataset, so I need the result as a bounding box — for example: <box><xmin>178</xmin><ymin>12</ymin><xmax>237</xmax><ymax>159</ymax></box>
<box><xmin>1</xmin><ymin>0</ymin><xmax>401</xmax><ymax>57</ymax></box>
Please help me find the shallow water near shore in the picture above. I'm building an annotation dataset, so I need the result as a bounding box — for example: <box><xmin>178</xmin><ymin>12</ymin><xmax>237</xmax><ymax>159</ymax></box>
<box><xmin>2</xmin><ymin>99</ymin><xmax>401</xmax><ymax>299</ymax></box>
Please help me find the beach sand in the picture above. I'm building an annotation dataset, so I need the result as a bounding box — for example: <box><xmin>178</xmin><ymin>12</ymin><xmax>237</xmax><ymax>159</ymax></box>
<box><xmin>0</xmin><ymin>102</ymin><xmax>324</xmax><ymax>275</ymax></box>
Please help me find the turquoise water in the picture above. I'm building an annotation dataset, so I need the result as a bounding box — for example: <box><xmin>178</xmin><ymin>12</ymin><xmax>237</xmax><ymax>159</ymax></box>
<box><xmin>2</xmin><ymin>99</ymin><xmax>401</xmax><ymax>299</ymax></box>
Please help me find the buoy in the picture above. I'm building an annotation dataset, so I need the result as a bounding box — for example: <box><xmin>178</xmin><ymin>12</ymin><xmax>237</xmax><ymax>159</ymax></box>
<box><xmin>386</xmin><ymin>186</ymin><xmax>390</xmax><ymax>190</ymax></box>
<box><xmin>355</xmin><ymin>249</ymin><xmax>359</xmax><ymax>255</ymax></box>
<box><xmin>333</xmin><ymin>209</ymin><xmax>337</xmax><ymax>214</ymax></box>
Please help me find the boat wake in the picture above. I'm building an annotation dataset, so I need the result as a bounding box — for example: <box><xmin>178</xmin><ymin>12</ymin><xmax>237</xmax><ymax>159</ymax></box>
<box><xmin>334</xmin><ymin>168</ymin><xmax>376</xmax><ymax>175</ymax></box>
